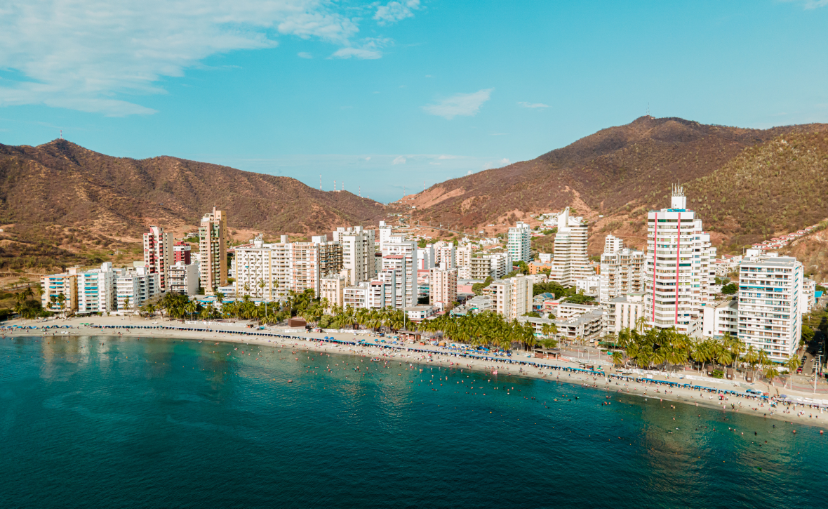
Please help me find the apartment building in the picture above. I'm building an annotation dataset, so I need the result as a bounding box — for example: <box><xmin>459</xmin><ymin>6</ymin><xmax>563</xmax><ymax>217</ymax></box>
<box><xmin>321</xmin><ymin>274</ymin><xmax>346</xmax><ymax>309</ymax></box>
<box><xmin>575</xmin><ymin>274</ymin><xmax>609</xmax><ymax>302</ymax></box>
<box><xmin>168</xmin><ymin>261</ymin><xmax>199</xmax><ymax>296</ymax></box>
<box><xmin>491</xmin><ymin>275</ymin><xmax>533</xmax><ymax>320</ymax></box>
<box><xmin>508</xmin><ymin>221</ymin><xmax>532</xmax><ymax>263</ymax></box>
<box><xmin>549</xmin><ymin>208</ymin><xmax>592</xmax><ymax>286</ymax></box>
<box><xmin>333</xmin><ymin>226</ymin><xmax>376</xmax><ymax>285</ymax></box>
<box><xmin>76</xmin><ymin>263</ymin><xmax>116</xmax><ymax>313</ymax></box>
<box><xmin>198</xmin><ymin>207</ymin><xmax>228</xmax><ymax>294</ymax></box>
<box><xmin>429</xmin><ymin>267</ymin><xmax>458</xmax><ymax>311</ymax></box>
<box><xmin>738</xmin><ymin>255</ymin><xmax>803</xmax><ymax>362</ymax></box>
<box><xmin>643</xmin><ymin>186</ymin><xmax>716</xmax><ymax>337</ymax></box>
<box><xmin>116</xmin><ymin>267</ymin><xmax>160</xmax><ymax>311</ymax></box>
<box><xmin>604</xmin><ymin>234</ymin><xmax>625</xmax><ymax>254</ymax></box>
<box><xmin>802</xmin><ymin>277</ymin><xmax>816</xmax><ymax>314</ymax></box>
<box><xmin>233</xmin><ymin>236</ymin><xmax>343</xmax><ymax>300</ymax></box>
<box><xmin>343</xmin><ymin>280</ymin><xmax>387</xmax><ymax>309</ymax></box>
<box><xmin>702</xmin><ymin>296</ymin><xmax>738</xmax><ymax>339</ymax></box>
<box><xmin>601</xmin><ymin>248</ymin><xmax>645</xmax><ymax>299</ymax></box>
<box><xmin>604</xmin><ymin>293</ymin><xmax>645</xmax><ymax>335</ymax></box>
<box><xmin>456</xmin><ymin>244</ymin><xmax>473</xmax><ymax>278</ymax></box>
<box><xmin>41</xmin><ymin>269</ymin><xmax>79</xmax><ymax>314</ymax></box>
<box><xmin>417</xmin><ymin>245</ymin><xmax>435</xmax><ymax>270</ymax></box>
<box><xmin>174</xmin><ymin>241</ymin><xmax>191</xmax><ymax>264</ymax></box>
<box><xmin>433</xmin><ymin>243</ymin><xmax>456</xmax><ymax>269</ymax></box>
<box><xmin>143</xmin><ymin>226</ymin><xmax>173</xmax><ymax>292</ymax></box>
<box><xmin>381</xmin><ymin>236</ymin><xmax>418</xmax><ymax>308</ymax></box>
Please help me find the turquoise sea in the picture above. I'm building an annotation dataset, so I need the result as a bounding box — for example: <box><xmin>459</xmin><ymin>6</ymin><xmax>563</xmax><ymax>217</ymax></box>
<box><xmin>2</xmin><ymin>335</ymin><xmax>827</xmax><ymax>508</ymax></box>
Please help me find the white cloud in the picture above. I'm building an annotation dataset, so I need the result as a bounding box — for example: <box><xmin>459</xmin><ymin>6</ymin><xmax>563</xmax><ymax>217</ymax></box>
<box><xmin>0</xmin><ymin>1</ymin><xmax>402</xmax><ymax>115</ymax></box>
<box><xmin>298</xmin><ymin>52</ymin><xmax>313</xmax><ymax>59</ymax></box>
<box><xmin>364</xmin><ymin>156</ymin><xmax>371</xmax><ymax>161</ymax></box>
<box><xmin>329</xmin><ymin>37</ymin><xmax>389</xmax><ymax>60</ymax></box>
<box><xmin>483</xmin><ymin>158</ymin><xmax>510</xmax><ymax>170</ymax></box>
<box><xmin>518</xmin><ymin>101</ymin><xmax>549</xmax><ymax>109</ymax></box>
<box><xmin>374</xmin><ymin>0</ymin><xmax>421</xmax><ymax>25</ymax></box>
<box><xmin>392</xmin><ymin>155</ymin><xmax>407</xmax><ymax>165</ymax></box>
<box><xmin>423</xmin><ymin>89</ymin><xmax>493</xmax><ymax>120</ymax></box>
<box><xmin>437</xmin><ymin>154</ymin><xmax>459</xmax><ymax>160</ymax></box>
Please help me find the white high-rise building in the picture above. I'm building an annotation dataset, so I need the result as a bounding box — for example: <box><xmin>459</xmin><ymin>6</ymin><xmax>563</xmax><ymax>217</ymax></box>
<box><xmin>738</xmin><ymin>255</ymin><xmax>803</xmax><ymax>363</ymax></box>
<box><xmin>377</xmin><ymin>221</ymin><xmax>393</xmax><ymax>252</ymax></box>
<box><xmin>456</xmin><ymin>244</ymin><xmax>473</xmax><ymax>278</ymax></box>
<box><xmin>143</xmin><ymin>226</ymin><xmax>173</xmax><ymax>292</ymax></box>
<box><xmin>434</xmin><ymin>244</ymin><xmax>456</xmax><ymax>269</ymax></box>
<box><xmin>333</xmin><ymin>226</ymin><xmax>376</xmax><ymax>285</ymax></box>
<box><xmin>507</xmin><ymin>221</ymin><xmax>532</xmax><ymax>263</ymax></box>
<box><xmin>116</xmin><ymin>266</ymin><xmax>160</xmax><ymax>311</ymax></box>
<box><xmin>76</xmin><ymin>263</ymin><xmax>116</xmax><ymax>313</ymax></box>
<box><xmin>643</xmin><ymin>185</ymin><xmax>716</xmax><ymax>337</ymax></box>
<box><xmin>604</xmin><ymin>234</ymin><xmax>625</xmax><ymax>254</ymax></box>
<box><xmin>550</xmin><ymin>208</ymin><xmax>591</xmax><ymax>286</ymax></box>
<box><xmin>601</xmin><ymin>247</ymin><xmax>645</xmax><ymax>300</ymax></box>
<box><xmin>381</xmin><ymin>236</ymin><xmax>418</xmax><ymax>309</ymax></box>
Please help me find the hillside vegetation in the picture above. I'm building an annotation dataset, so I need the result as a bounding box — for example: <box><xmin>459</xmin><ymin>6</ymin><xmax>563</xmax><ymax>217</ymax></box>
<box><xmin>403</xmin><ymin>116</ymin><xmax>828</xmax><ymax>251</ymax></box>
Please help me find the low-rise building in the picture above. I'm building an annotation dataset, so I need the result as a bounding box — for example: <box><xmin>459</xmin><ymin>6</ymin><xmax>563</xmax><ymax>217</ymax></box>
<box><xmin>115</xmin><ymin>266</ymin><xmax>160</xmax><ymax>311</ymax></box>
<box><xmin>702</xmin><ymin>296</ymin><xmax>738</xmax><ymax>338</ymax></box>
<box><xmin>604</xmin><ymin>293</ymin><xmax>645</xmax><ymax>336</ymax></box>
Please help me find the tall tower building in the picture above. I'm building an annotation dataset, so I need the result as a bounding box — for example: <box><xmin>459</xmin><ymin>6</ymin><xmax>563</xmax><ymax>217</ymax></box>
<box><xmin>332</xmin><ymin>226</ymin><xmax>376</xmax><ymax>285</ymax></box>
<box><xmin>738</xmin><ymin>254</ymin><xmax>803</xmax><ymax>362</ymax></box>
<box><xmin>643</xmin><ymin>185</ymin><xmax>716</xmax><ymax>337</ymax></box>
<box><xmin>604</xmin><ymin>234</ymin><xmax>625</xmax><ymax>254</ymax></box>
<box><xmin>199</xmin><ymin>207</ymin><xmax>228</xmax><ymax>294</ymax></box>
<box><xmin>550</xmin><ymin>208</ymin><xmax>591</xmax><ymax>286</ymax></box>
<box><xmin>143</xmin><ymin>226</ymin><xmax>173</xmax><ymax>292</ymax></box>
<box><xmin>507</xmin><ymin>221</ymin><xmax>532</xmax><ymax>263</ymax></box>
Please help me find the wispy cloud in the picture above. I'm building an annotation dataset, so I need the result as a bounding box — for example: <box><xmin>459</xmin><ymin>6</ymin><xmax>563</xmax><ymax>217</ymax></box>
<box><xmin>518</xmin><ymin>101</ymin><xmax>549</xmax><ymax>109</ymax></box>
<box><xmin>0</xmin><ymin>1</ymin><xmax>414</xmax><ymax>115</ymax></box>
<box><xmin>781</xmin><ymin>0</ymin><xmax>828</xmax><ymax>9</ymax></box>
<box><xmin>330</xmin><ymin>38</ymin><xmax>390</xmax><ymax>60</ymax></box>
<box><xmin>392</xmin><ymin>155</ymin><xmax>407</xmax><ymax>164</ymax></box>
<box><xmin>423</xmin><ymin>89</ymin><xmax>493</xmax><ymax>120</ymax></box>
<box><xmin>298</xmin><ymin>52</ymin><xmax>313</xmax><ymax>59</ymax></box>
<box><xmin>375</xmin><ymin>0</ymin><xmax>421</xmax><ymax>25</ymax></box>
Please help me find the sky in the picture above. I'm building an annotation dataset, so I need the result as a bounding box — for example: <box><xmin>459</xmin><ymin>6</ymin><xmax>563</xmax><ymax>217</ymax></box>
<box><xmin>1</xmin><ymin>0</ymin><xmax>827</xmax><ymax>203</ymax></box>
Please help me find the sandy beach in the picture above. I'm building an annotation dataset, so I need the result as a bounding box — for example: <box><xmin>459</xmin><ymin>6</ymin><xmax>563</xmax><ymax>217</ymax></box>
<box><xmin>5</xmin><ymin>314</ymin><xmax>828</xmax><ymax>430</ymax></box>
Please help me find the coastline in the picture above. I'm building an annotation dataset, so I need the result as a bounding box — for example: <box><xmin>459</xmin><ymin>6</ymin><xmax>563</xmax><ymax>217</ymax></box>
<box><xmin>6</xmin><ymin>315</ymin><xmax>828</xmax><ymax>430</ymax></box>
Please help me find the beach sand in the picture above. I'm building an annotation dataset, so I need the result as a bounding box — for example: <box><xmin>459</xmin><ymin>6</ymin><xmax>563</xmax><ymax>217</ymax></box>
<box><xmin>5</xmin><ymin>314</ymin><xmax>828</xmax><ymax>430</ymax></box>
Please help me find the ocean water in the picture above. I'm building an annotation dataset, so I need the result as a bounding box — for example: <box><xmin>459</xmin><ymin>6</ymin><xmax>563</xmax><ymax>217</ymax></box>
<box><xmin>1</xmin><ymin>335</ymin><xmax>826</xmax><ymax>508</ymax></box>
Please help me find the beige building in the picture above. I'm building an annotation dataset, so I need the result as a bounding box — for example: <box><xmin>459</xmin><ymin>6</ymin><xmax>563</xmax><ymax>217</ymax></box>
<box><xmin>41</xmin><ymin>269</ymin><xmax>79</xmax><ymax>314</ymax></box>
<box><xmin>321</xmin><ymin>274</ymin><xmax>346</xmax><ymax>309</ymax></box>
<box><xmin>550</xmin><ymin>207</ymin><xmax>592</xmax><ymax>286</ymax></box>
<box><xmin>199</xmin><ymin>207</ymin><xmax>228</xmax><ymax>294</ymax></box>
<box><xmin>600</xmin><ymin>247</ymin><xmax>645</xmax><ymax>299</ymax></box>
<box><xmin>234</xmin><ymin>236</ymin><xmax>343</xmax><ymax>300</ymax></box>
<box><xmin>429</xmin><ymin>267</ymin><xmax>458</xmax><ymax>311</ymax></box>
<box><xmin>491</xmin><ymin>275</ymin><xmax>533</xmax><ymax>320</ymax></box>
<box><xmin>143</xmin><ymin>226</ymin><xmax>173</xmax><ymax>291</ymax></box>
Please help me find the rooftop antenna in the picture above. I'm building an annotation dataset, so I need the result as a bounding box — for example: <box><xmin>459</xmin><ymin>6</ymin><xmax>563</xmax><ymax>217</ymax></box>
<box><xmin>647</xmin><ymin>103</ymin><xmax>650</xmax><ymax>117</ymax></box>
<box><xmin>319</xmin><ymin>174</ymin><xmax>322</xmax><ymax>190</ymax></box>
<box><xmin>359</xmin><ymin>186</ymin><xmax>362</xmax><ymax>198</ymax></box>
<box><xmin>334</xmin><ymin>180</ymin><xmax>337</xmax><ymax>191</ymax></box>
<box><xmin>60</xmin><ymin>129</ymin><xmax>63</xmax><ymax>140</ymax></box>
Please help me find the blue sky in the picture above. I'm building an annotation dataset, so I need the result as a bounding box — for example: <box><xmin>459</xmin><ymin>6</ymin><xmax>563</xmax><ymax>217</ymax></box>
<box><xmin>1</xmin><ymin>0</ymin><xmax>827</xmax><ymax>202</ymax></box>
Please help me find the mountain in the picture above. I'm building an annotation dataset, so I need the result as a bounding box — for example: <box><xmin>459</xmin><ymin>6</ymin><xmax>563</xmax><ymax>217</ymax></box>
<box><xmin>403</xmin><ymin>116</ymin><xmax>828</xmax><ymax>251</ymax></box>
<box><xmin>0</xmin><ymin>139</ymin><xmax>386</xmax><ymax>271</ymax></box>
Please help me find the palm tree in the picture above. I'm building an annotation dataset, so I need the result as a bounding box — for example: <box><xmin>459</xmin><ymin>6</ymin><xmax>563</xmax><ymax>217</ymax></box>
<box><xmin>57</xmin><ymin>294</ymin><xmax>66</xmax><ymax>317</ymax></box>
<box><xmin>763</xmin><ymin>366</ymin><xmax>779</xmax><ymax>393</ymax></box>
<box><xmin>784</xmin><ymin>356</ymin><xmax>801</xmax><ymax>389</ymax></box>
<box><xmin>123</xmin><ymin>296</ymin><xmax>131</xmax><ymax>316</ymax></box>
<box><xmin>612</xmin><ymin>351</ymin><xmax>624</xmax><ymax>367</ymax></box>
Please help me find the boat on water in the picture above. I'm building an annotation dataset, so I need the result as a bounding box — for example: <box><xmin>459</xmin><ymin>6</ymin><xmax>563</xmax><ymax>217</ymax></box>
<box><xmin>287</xmin><ymin>380</ymin><xmax>293</xmax><ymax>383</ymax></box>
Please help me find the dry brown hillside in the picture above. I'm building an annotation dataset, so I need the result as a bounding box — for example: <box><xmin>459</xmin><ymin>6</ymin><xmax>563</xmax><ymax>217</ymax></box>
<box><xmin>403</xmin><ymin>116</ymin><xmax>828</xmax><ymax>251</ymax></box>
<box><xmin>0</xmin><ymin>139</ymin><xmax>386</xmax><ymax>271</ymax></box>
